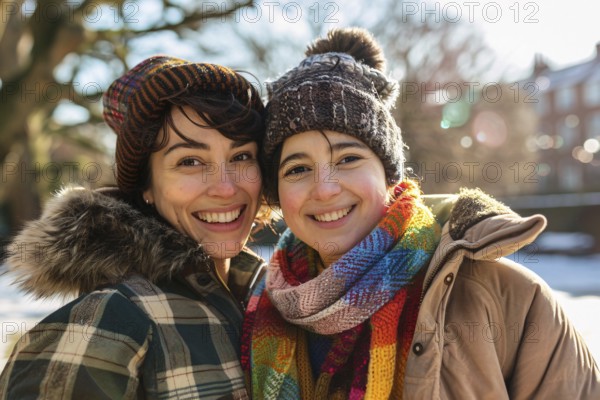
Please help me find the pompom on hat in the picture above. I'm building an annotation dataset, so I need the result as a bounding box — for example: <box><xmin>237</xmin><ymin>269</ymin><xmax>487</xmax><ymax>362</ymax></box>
<box><xmin>102</xmin><ymin>55</ymin><xmax>264</xmax><ymax>193</ymax></box>
<box><xmin>264</xmin><ymin>27</ymin><xmax>403</xmax><ymax>185</ymax></box>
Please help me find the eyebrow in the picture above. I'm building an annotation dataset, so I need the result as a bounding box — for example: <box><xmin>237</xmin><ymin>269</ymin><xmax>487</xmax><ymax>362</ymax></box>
<box><xmin>164</xmin><ymin>142</ymin><xmax>209</xmax><ymax>156</ymax></box>
<box><xmin>164</xmin><ymin>139</ymin><xmax>250</xmax><ymax>156</ymax></box>
<box><xmin>330</xmin><ymin>141</ymin><xmax>369</xmax><ymax>152</ymax></box>
<box><xmin>279</xmin><ymin>152</ymin><xmax>309</xmax><ymax>171</ymax></box>
<box><xmin>279</xmin><ymin>140</ymin><xmax>368</xmax><ymax>171</ymax></box>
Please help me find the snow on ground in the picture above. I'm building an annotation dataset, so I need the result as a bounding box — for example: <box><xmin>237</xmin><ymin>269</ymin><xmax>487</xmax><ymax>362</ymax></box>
<box><xmin>0</xmin><ymin>254</ymin><xmax>599</xmax><ymax>371</ymax></box>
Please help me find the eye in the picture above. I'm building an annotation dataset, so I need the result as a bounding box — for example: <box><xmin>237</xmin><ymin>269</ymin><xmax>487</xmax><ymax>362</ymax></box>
<box><xmin>232</xmin><ymin>152</ymin><xmax>254</xmax><ymax>162</ymax></box>
<box><xmin>178</xmin><ymin>157</ymin><xmax>202</xmax><ymax>167</ymax></box>
<box><xmin>283</xmin><ymin>165</ymin><xmax>310</xmax><ymax>177</ymax></box>
<box><xmin>338</xmin><ymin>155</ymin><xmax>361</xmax><ymax>164</ymax></box>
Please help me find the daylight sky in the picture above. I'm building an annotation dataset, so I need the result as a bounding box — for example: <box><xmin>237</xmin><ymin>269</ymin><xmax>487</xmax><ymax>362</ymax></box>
<box><xmin>470</xmin><ymin>0</ymin><xmax>600</xmax><ymax>78</ymax></box>
<box><xmin>103</xmin><ymin>0</ymin><xmax>600</xmax><ymax>82</ymax></box>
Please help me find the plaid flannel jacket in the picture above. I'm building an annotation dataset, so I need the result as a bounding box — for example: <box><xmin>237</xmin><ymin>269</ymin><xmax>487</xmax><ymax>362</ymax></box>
<box><xmin>0</xmin><ymin>250</ymin><xmax>265</xmax><ymax>399</ymax></box>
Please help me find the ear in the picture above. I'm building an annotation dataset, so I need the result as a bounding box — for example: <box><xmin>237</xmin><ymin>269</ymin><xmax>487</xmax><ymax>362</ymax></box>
<box><xmin>143</xmin><ymin>187</ymin><xmax>155</xmax><ymax>205</ymax></box>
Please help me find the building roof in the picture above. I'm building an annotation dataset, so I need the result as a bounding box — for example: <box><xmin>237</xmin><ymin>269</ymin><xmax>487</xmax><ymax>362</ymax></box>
<box><xmin>526</xmin><ymin>45</ymin><xmax>600</xmax><ymax>90</ymax></box>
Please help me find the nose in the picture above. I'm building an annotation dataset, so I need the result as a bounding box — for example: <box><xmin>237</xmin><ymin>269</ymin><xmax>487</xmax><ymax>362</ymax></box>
<box><xmin>311</xmin><ymin>164</ymin><xmax>341</xmax><ymax>200</ymax></box>
<box><xmin>206</xmin><ymin>166</ymin><xmax>237</xmax><ymax>198</ymax></box>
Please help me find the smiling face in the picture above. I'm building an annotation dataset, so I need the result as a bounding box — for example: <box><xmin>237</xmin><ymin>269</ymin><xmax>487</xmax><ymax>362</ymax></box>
<box><xmin>143</xmin><ymin>105</ymin><xmax>262</xmax><ymax>264</ymax></box>
<box><xmin>278</xmin><ymin>130</ymin><xmax>389</xmax><ymax>267</ymax></box>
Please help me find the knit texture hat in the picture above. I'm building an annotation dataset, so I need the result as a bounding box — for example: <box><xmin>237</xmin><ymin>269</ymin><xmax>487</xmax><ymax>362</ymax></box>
<box><xmin>102</xmin><ymin>55</ymin><xmax>263</xmax><ymax>193</ymax></box>
<box><xmin>264</xmin><ymin>28</ymin><xmax>403</xmax><ymax>184</ymax></box>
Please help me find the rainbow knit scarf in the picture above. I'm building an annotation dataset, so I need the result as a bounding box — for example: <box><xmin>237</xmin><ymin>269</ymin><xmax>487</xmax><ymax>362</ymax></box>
<box><xmin>242</xmin><ymin>181</ymin><xmax>441</xmax><ymax>399</ymax></box>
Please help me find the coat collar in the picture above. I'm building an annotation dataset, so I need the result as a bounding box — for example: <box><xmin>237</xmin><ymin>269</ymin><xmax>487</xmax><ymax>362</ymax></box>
<box><xmin>424</xmin><ymin>188</ymin><xmax>546</xmax><ymax>254</ymax></box>
<box><xmin>422</xmin><ymin>188</ymin><xmax>547</xmax><ymax>293</ymax></box>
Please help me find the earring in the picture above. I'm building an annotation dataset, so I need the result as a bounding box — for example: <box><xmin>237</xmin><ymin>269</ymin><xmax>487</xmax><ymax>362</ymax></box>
<box><xmin>144</xmin><ymin>198</ymin><xmax>150</xmax><ymax>205</ymax></box>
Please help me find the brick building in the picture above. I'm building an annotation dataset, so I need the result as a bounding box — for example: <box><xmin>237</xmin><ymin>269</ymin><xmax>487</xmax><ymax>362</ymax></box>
<box><xmin>528</xmin><ymin>44</ymin><xmax>600</xmax><ymax>193</ymax></box>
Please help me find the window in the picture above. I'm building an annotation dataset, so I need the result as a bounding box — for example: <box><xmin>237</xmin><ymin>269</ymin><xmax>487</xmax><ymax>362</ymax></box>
<box><xmin>584</xmin><ymin>79</ymin><xmax>600</xmax><ymax>106</ymax></box>
<box><xmin>559</xmin><ymin>161</ymin><xmax>582</xmax><ymax>190</ymax></box>
<box><xmin>557</xmin><ymin>120</ymin><xmax>578</xmax><ymax>148</ymax></box>
<box><xmin>586</xmin><ymin>111</ymin><xmax>600</xmax><ymax>139</ymax></box>
<box><xmin>535</xmin><ymin>94</ymin><xmax>549</xmax><ymax>115</ymax></box>
<box><xmin>555</xmin><ymin>86</ymin><xmax>576</xmax><ymax>111</ymax></box>
<box><xmin>587</xmin><ymin>163</ymin><xmax>600</xmax><ymax>189</ymax></box>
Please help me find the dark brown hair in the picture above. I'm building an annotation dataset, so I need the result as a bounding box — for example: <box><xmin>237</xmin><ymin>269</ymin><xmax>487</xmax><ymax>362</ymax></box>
<box><xmin>133</xmin><ymin>91</ymin><xmax>271</xmax><ymax>224</ymax></box>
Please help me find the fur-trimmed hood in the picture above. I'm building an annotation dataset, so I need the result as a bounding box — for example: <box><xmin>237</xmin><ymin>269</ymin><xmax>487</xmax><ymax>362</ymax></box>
<box><xmin>3</xmin><ymin>187</ymin><xmax>211</xmax><ymax>298</ymax></box>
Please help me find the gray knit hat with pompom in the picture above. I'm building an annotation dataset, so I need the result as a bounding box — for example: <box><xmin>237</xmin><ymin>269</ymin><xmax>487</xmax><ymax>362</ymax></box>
<box><xmin>264</xmin><ymin>27</ymin><xmax>403</xmax><ymax>184</ymax></box>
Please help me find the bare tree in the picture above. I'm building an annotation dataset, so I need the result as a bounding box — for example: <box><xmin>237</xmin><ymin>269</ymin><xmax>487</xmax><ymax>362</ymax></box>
<box><xmin>0</xmin><ymin>0</ymin><xmax>256</xmax><ymax>236</ymax></box>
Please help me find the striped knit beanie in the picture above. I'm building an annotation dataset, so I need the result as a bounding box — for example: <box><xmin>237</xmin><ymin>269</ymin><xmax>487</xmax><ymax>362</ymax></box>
<box><xmin>102</xmin><ymin>55</ymin><xmax>263</xmax><ymax>193</ymax></box>
<box><xmin>264</xmin><ymin>27</ymin><xmax>403</xmax><ymax>185</ymax></box>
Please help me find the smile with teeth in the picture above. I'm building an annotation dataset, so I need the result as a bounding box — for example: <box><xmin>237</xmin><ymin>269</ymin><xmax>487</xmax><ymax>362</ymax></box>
<box><xmin>313</xmin><ymin>206</ymin><xmax>352</xmax><ymax>222</ymax></box>
<box><xmin>196</xmin><ymin>207</ymin><xmax>243</xmax><ymax>223</ymax></box>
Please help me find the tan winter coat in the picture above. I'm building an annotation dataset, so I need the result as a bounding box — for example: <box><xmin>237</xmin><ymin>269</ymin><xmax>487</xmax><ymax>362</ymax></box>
<box><xmin>404</xmin><ymin>192</ymin><xmax>600</xmax><ymax>399</ymax></box>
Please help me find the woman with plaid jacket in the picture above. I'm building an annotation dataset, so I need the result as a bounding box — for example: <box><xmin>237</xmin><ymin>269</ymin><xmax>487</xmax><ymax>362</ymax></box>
<box><xmin>0</xmin><ymin>56</ymin><xmax>267</xmax><ymax>399</ymax></box>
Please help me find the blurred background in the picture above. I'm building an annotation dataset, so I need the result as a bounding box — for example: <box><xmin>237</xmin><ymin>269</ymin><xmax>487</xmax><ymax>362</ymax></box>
<box><xmin>1</xmin><ymin>0</ymin><xmax>599</xmax><ymax>366</ymax></box>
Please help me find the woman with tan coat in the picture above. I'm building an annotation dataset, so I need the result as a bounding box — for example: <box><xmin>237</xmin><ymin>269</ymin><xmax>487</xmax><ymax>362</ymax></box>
<box><xmin>242</xmin><ymin>27</ymin><xmax>600</xmax><ymax>399</ymax></box>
